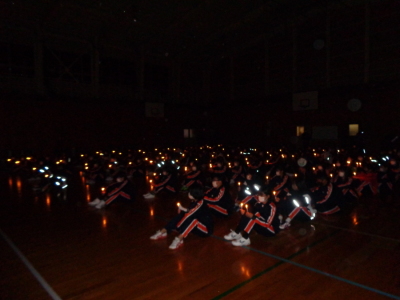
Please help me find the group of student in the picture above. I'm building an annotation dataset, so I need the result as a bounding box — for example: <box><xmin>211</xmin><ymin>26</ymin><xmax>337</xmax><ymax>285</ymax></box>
<box><xmin>83</xmin><ymin>145</ymin><xmax>400</xmax><ymax>250</ymax></box>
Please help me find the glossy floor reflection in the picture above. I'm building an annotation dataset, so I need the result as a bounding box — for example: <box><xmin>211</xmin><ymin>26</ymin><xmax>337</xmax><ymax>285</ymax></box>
<box><xmin>0</xmin><ymin>172</ymin><xmax>399</xmax><ymax>300</ymax></box>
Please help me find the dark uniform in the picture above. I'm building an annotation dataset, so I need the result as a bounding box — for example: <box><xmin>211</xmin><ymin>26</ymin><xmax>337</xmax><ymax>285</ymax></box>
<box><xmin>164</xmin><ymin>199</ymin><xmax>213</xmax><ymax>238</ymax></box>
<box><xmin>235</xmin><ymin>201</ymin><xmax>280</xmax><ymax>237</ymax></box>
<box><xmin>203</xmin><ymin>185</ymin><xmax>234</xmax><ymax>216</ymax></box>
<box><xmin>104</xmin><ymin>179</ymin><xmax>136</xmax><ymax>206</ymax></box>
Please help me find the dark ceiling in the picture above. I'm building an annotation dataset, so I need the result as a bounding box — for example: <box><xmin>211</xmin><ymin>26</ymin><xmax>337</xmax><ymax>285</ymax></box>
<box><xmin>0</xmin><ymin>0</ymin><xmax>374</xmax><ymax>62</ymax></box>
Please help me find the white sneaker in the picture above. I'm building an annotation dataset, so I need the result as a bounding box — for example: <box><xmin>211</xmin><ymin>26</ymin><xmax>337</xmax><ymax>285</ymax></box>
<box><xmin>88</xmin><ymin>198</ymin><xmax>101</xmax><ymax>206</ymax></box>
<box><xmin>232</xmin><ymin>237</ymin><xmax>250</xmax><ymax>246</ymax></box>
<box><xmin>144</xmin><ymin>193</ymin><xmax>155</xmax><ymax>199</ymax></box>
<box><xmin>95</xmin><ymin>200</ymin><xmax>106</xmax><ymax>209</ymax></box>
<box><xmin>143</xmin><ymin>192</ymin><xmax>151</xmax><ymax>197</ymax></box>
<box><xmin>169</xmin><ymin>237</ymin><xmax>183</xmax><ymax>249</ymax></box>
<box><xmin>279</xmin><ymin>222</ymin><xmax>291</xmax><ymax>230</ymax></box>
<box><xmin>150</xmin><ymin>230</ymin><xmax>167</xmax><ymax>240</ymax></box>
<box><xmin>224</xmin><ymin>230</ymin><xmax>242</xmax><ymax>241</ymax></box>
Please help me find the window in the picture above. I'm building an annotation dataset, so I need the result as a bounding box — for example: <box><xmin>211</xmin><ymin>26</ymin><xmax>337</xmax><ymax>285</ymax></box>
<box><xmin>296</xmin><ymin>126</ymin><xmax>305</xmax><ymax>136</ymax></box>
<box><xmin>349</xmin><ymin>124</ymin><xmax>359</xmax><ymax>136</ymax></box>
<box><xmin>184</xmin><ymin>129</ymin><xmax>195</xmax><ymax>138</ymax></box>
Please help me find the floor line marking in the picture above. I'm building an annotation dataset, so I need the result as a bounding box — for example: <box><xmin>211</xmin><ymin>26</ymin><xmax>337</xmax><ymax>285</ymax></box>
<box><xmin>212</xmin><ymin>232</ymin><xmax>400</xmax><ymax>300</ymax></box>
<box><xmin>313</xmin><ymin>221</ymin><xmax>400</xmax><ymax>243</ymax></box>
<box><xmin>0</xmin><ymin>228</ymin><xmax>62</xmax><ymax>300</ymax></box>
<box><xmin>140</xmin><ymin>207</ymin><xmax>400</xmax><ymax>300</ymax></box>
<box><xmin>211</xmin><ymin>230</ymin><xmax>340</xmax><ymax>300</ymax></box>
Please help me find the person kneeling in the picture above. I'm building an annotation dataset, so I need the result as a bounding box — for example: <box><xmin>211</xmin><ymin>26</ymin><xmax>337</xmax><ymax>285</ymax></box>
<box><xmin>224</xmin><ymin>186</ymin><xmax>280</xmax><ymax>247</ymax></box>
<box><xmin>149</xmin><ymin>185</ymin><xmax>213</xmax><ymax>250</ymax></box>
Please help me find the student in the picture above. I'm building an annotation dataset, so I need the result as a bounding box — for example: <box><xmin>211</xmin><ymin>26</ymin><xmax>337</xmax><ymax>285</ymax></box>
<box><xmin>88</xmin><ymin>171</ymin><xmax>135</xmax><ymax>209</ymax></box>
<box><xmin>127</xmin><ymin>157</ymin><xmax>146</xmax><ymax>178</ymax></box>
<box><xmin>235</xmin><ymin>172</ymin><xmax>261</xmax><ymax>207</ymax></box>
<box><xmin>86</xmin><ymin>161</ymin><xmax>105</xmax><ymax>185</ymax></box>
<box><xmin>279</xmin><ymin>178</ymin><xmax>316</xmax><ymax>229</ymax></box>
<box><xmin>224</xmin><ymin>186</ymin><xmax>280</xmax><ymax>246</ymax></box>
<box><xmin>180</xmin><ymin>163</ymin><xmax>205</xmax><ymax>191</ymax></box>
<box><xmin>378</xmin><ymin>164</ymin><xmax>394</xmax><ymax>204</ymax></box>
<box><xmin>149</xmin><ymin>185</ymin><xmax>213</xmax><ymax>249</ymax></box>
<box><xmin>268</xmin><ymin>165</ymin><xmax>290</xmax><ymax>202</ymax></box>
<box><xmin>143</xmin><ymin>166</ymin><xmax>177</xmax><ymax>199</ymax></box>
<box><xmin>229</xmin><ymin>158</ymin><xmax>246</xmax><ymax>184</ymax></box>
<box><xmin>311</xmin><ymin>174</ymin><xmax>343</xmax><ymax>215</ymax></box>
<box><xmin>354</xmin><ymin>163</ymin><xmax>378</xmax><ymax>197</ymax></box>
<box><xmin>332</xmin><ymin>167</ymin><xmax>358</xmax><ymax>203</ymax></box>
<box><xmin>209</xmin><ymin>158</ymin><xmax>228</xmax><ymax>183</ymax></box>
<box><xmin>203</xmin><ymin>174</ymin><xmax>234</xmax><ymax>216</ymax></box>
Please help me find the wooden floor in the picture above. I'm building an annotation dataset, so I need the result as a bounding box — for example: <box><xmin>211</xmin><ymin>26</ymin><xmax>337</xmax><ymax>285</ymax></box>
<box><xmin>1</xmin><ymin>171</ymin><xmax>400</xmax><ymax>300</ymax></box>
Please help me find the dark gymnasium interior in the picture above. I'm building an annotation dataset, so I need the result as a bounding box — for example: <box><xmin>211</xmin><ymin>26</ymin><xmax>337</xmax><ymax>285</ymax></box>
<box><xmin>1</xmin><ymin>1</ymin><xmax>400</xmax><ymax>299</ymax></box>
